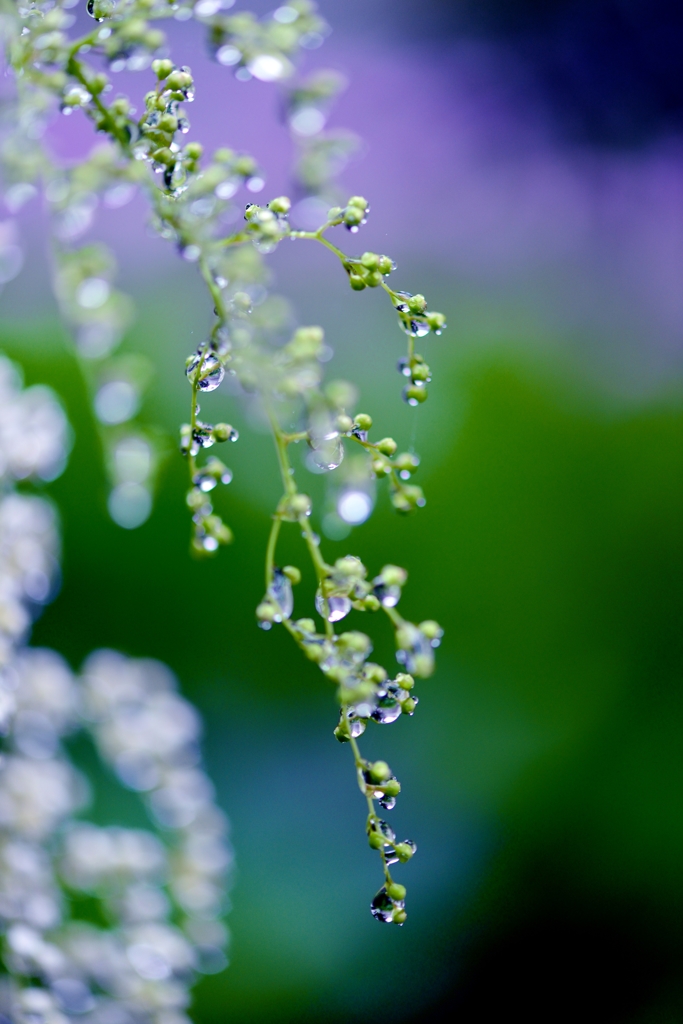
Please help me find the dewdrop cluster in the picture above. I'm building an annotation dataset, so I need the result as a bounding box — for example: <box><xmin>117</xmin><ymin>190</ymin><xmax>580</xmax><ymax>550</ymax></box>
<box><xmin>3</xmin><ymin>0</ymin><xmax>449</xmax><ymax>922</ymax></box>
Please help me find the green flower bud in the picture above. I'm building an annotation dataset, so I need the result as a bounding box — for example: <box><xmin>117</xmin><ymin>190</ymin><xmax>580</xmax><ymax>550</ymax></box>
<box><xmin>166</xmin><ymin>70</ymin><xmax>193</xmax><ymax>92</ymax></box>
<box><xmin>186</xmin><ymin>488</ymin><xmax>205</xmax><ymax>511</ymax></box>
<box><xmin>349</xmin><ymin>273</ymin><xmax>366</xmax><ymax>291</ymax></box>
<box><xmin>362</xmin><ymin>594</ymin><xmax>381</xmax><ymax>612</ymax></box>
<box><xmin>327</xmin><ymin>206</ymin><xmax>343</xmax><ymax>222</ymax></box>
<box><xmin>360</xmin><ymin>251</ymin><xmax>378</xmax><ymax>270</ymax></box>
<box><xmin>376</xmin><ymin>437</ymin><xmax>397</xmax><ymax>456</ymax></box>
<box><xmin>395</xmin><ymin>672</ymin><xmax>414</xmax><ymax>690</ymax></box>
<box><xmin>152</xmin><ymin>58</ymin><xmax>174</xmax><ymax>80</ymax></box>
<box><xmin>419</xmin><ymin>619</ymin><xmax>443</xmax><ymax>640</ymax></box>
<box><xmin>145</xmin><ymin>29</ymin><xmax>165</xmax><ymax>50</ymax></box>
<box><xmin>295</xmin><ymin>618</ymin><xmax>316</xmax><ymax>633</ymax></box>
<box><xmin>378</xmin><ymin>255</ymin><xmax>393</xmax><ymax>275</ymax></box>
<box><xmin>365</xmin><ymin>271</ymin><xmax>382</xmax><ymax>288</ymax></box>
<box><xmin>427</xmin><ymin>311</ymin><xmax>446</xmax><ymax>331</ymax></box>
<box><xmin>381</xmin><ymin>564</ymin><xmax>407</xmax><ymax>587</ymax></box>
<box><xmin>354</xmin><ymin>413</ymin><xmax>372</xmax><ymax>431</ymax></box>
<box><xmin>290</xmin><ymin>493</ymin><xmax>312</xmax><ymax>515</ymax></box>
<box><xmin>111</xmin><ymin>98</ymin><xmax>131</xmax><ymax>116</ymax></box>
<box><xmin>184</xmin><ymin>141</ymin><xmax>203</xmax><ymax>161</ymax></box>
<box><xmin>212</xmin><ymin>423</ymin><xmax>238</xmax><ymax>442</ymax></box>
<box><xmin>205</xmin><ymin>516</ymin><xmax>233</xmax><ymax>544</ymax></box>
<box><xmin>387</xmin><ymin>882</ymin><xmax>406</xmax><ymax>900</ymax></box>
<box><xmin>234</xmin><ymin>155</ymin><xmax>258</xmax><ymax>177</ymax></box>
<box><xmin>364</xmin><ymin>663</ymin><xmax>387</xmax><ymax>684</ymax></box>
<box><xmin>152</xmin><ymin>147</ymin><xmax>175</xmax><ymax>166</ymax></box>
<box><xmin>256</xmin><ymin>601</ymin><xmax>277</xmax><ymax>623</ymax></box>
<box><xmin>269</xmin><ymin>195</ymin><xmax>291</xmax><ymax>214</ymax></box>
<box><xmin>411</xmin><ymin>362</ymin><xmax>430</xmax><ymax>382</ymax></box>
<box><xmin>407</xmin><ymin>293</ymin><xmax>427</xmax><ymax>314</ymax></box>
<box><xmin>394</xmin><ymin>842</ymin><xmax>416</xmax><ymax>863</ymax></box>
<box><xmin>214</xmin><ymin>147</ymin><xmax>235</xmax><ymax>163</ymax></box>
<box><xmin>348</xmin><ymin>195</ymin><xmax>368</xmax><ymax>210</ymax></box>
<box><xmin>282</xmin><ymin>565</ymin><xmax>301</xmax><ymax>585</ymax></box>
<box><xmin>372</xmin><ymin>457</ymin><xmax>391</xmax><ymax>476</ymax></box>
<box><xmin>368</xmin><ymin>831</ymin><xmax>384</xmax><ymax>850</ymax></box>
<box><xmin>392</xmin><ymin>908</ymin><xmax>407</xmax><ymax>924</ymax></box>
<box><xmin>369</xmin><ymin>760</ymin><xmax>391</xmax><ymax>783</ymax></box>
<box><xmin>344</xmin><ymin>207</ymin><xmax>363</xmax><ymax>227</ymax></box>
<box><xmin>382</xmin><ymin>778</ymin><xmax>401</xmax><ymax>799</ymax></box>
<box><xmin>338</xmin><ymin>631</ymin><xmax>371</xmax><ymax>654</ymax></box>
<box><xmin>403</xmin><ymin>384</ymin><xmax>428</xmax><ymax>404</ymax></box>
<box><xmin>334</xmin><ymin>723</ymin><xmax>350</xmax><ymax>743</ymax></box>
<box><xmin>158</xmin><ymin>113</ymin><xmax>178</xmax><ymax>133</ymax></box>
<box><xmin>336</xmin><ymin>414</ymin><xmax>353</xmax><ymax>432</ymax></box>
<box><xmin>401</xmin><ymin>697</ymin><xmax>417</xmax><ymax>715</ymax></box>
<box><xmin>90</xmin><ymin>73</ymin><xmax>108</xmax><ymax>95</ymax></box>
<box><xmin>394</xmin><ymin>452</ymin><xmax>419</xmax><ymax>473</ymax></box>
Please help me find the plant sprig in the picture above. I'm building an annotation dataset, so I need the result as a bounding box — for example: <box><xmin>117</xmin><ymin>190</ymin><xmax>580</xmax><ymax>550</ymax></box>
<box><xmin>2</xmin><ymin>0</ymin><xmax>446</xmax><ymax>923</ymax></box>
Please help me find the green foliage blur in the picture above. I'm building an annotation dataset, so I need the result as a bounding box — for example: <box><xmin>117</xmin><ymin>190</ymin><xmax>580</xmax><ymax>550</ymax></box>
<box><xmin>3</xmin><ymin>280</ymin><xmax>681</xmax><ymax>1020</ymax></box>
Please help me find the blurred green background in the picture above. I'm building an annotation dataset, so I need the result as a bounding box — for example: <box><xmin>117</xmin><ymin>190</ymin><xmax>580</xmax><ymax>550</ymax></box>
<box><xmin>3</xmin><ymin>250</ymin><xmax>682</xmax><ymax>1019</ymax></box>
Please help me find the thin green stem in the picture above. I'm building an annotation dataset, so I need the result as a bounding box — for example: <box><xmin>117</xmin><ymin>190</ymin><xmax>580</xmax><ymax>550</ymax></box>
<box><xmin>264</xmin><ymin>516</ymin><xmax>281</xmax><ymax>590</ymax></box>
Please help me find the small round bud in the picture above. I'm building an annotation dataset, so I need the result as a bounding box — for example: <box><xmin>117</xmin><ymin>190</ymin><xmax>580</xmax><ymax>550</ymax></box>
<box><xmin>403</xmin><ymin>384</ymin><xmax>428</xmax><ymax>404</ymax></box>
<box><xmin>338</xmin><ymin>631</ymin><xmax>371</xmax><ymax>654</ymax></box>
<box><xmin>368</xmin><ymin>832</ymin><xmax>384</xmax><ymax>850</ymax></box>
<box><xmin>186</xmin><ymin>488</ymin><xmax>205</xmax><ymax>511</ymax></box>
<box><xmin>212</xmin><ymin>423</ymin><xmax>238</xmax><ymax>442</ymax></box>
<box><xmin>387</xmin><ymin>882</ymin><xmax>406</xmax><ymax>900</ymax></box>
<box><xmin>394</xmin><ymin>452</ymin><xmax>419</xmax><ymax>473</ymax></box>
<box><xmin>184</xmin><ymin>141</ymin><xmax>203</xmax><ymax>161</ymax></box>
<box><xmin>111</xmin><ymin>98</ymin><xmax>131</xmax><ymax>116</ymax></box>
<box><xmin>90</xmin><ymin>73</ymin><xmax>108</xmax><ymax>94</ymax></box>
<box><xmin>381</xmin><ymin>564</ymin><xmax>407</xmax><ymax>587</ymax></box>
<box><xmin>401</xmin><ymin>697</ymin><xmax>417</xmax><ymax>715</ymax></box>
<box><xmin>269</xmin><ymin>195</ymin><xmax>291</xmax><ymax>214</ymax></box>
<box><xmin>256</xmin><ymin>602</ymin><xmax>277</xmax><ymax>623</ymax></box>
<box><xmin>411</xmin><ymin>362</ymin><xmax>430</xmax><ymax>382</ymax></box>
<box><xmin>145</xmin><ymin>29</ymin><xmax>165</xmax><ymax>49</ymax></box>
<box><xmin>362</xmin><ymin>594</ymin><xmax>381</xmax><ymax>612</ymax></box>
<box><xmin>334</xmin><ymin>723</ymin><xmax>350</xmax><ymax>743</ymax></box>
<box><xmin>392</xmin><ymin>908</ymin><xmax>407</xmax><ymax>925</ymax></box>
<box><xmin>376</xmin><ymin>437</ymin><xmax>397</xmax><ymax>456</ymax></box>
<box><xmin>360</xmin><ymin>251</ymin><xmax>379</xmax><ymax>270</ymax></box>
<box><xmin>369</xmin><ymin>761</ymin><xmax>391</xmax><ymax>783</ymax></box>
<box><xmin>372</xmin><ymin>457</ymin><xmax>391</xmax><ymax>476</ymax></box>
<box><xmin>295</xmin><ymin>618</ymin><xmax>316</xmax><ymax>633</ymax></box>
<box><xmin>365</xmin><ymin>271</ymin><xmax>382</xmax><ymax>288</ymax></box>
<box><xmin>290</xmin><ymin>493</ymin><xmax>312</xmax><ymax>515</ymax></box>
<box><xmin>354</xmin><ymin>413</ymin><xmax>372</xmax><ymax>431</ymax></box>
<box><xmin>349</xmin><ymin>274</ymin><xmax>366</xmax><ymax>291</ymax></box>
<box><xmin>378</xmin><ymin>255</ymin><xmax>393</xmax><ymax>275</ymax></box>
<box><xmin>395</xmin><ymin>672</ymin><xmax>414</xmax><ymax>690</ymax></box>
<box><xmin>336</xmin><ymin>414</ymin><xmax>353</xmax><ymax>432</ymax></box>
<box><xmin>166</xmin><ymin>70</ymin><xmax>193</xmax><ymax>92</ymax></box>
<box><xmin>419</xmin><ymin>620</ymin><xmax>443</xmax><ymax>640</ymax></box>
<box><xmin>348</xmin><ymin>196</ymin><xmax>368</xmax><ymax>210</ymax></box>
<box><xmin>407</xmin><ymin>294</ymin><xmax>427</xmax><ymax>314</ymax></box>
<box><xmin>344</xmin><ymin>207</ymin><xmax>363</xmax><ymax>227</ymax></box>
<box><xmin>152</xmin><ymin>58</ymin><xmax>174</xmax><ymax>80</ymax></box>
<box><xmin>152</xmin><ymin>147</ymin><xmax>175</xmax><ymax>166</ymax></box>
<box><xmin>394</xmin><ymin>842</ymin><xmax>416</xmax><ymax>863</ymax></box>
<box><xmin>364</xmin><ymin>663</ymin><xmax>387</xmax><ymax>684</ymax></box>
<box><xmin>282</xmin><ymin>565</ymin><xmax>301</xmax><ymax>585</ymax></box>
<box><xmin>427</xmin><ymin>311</ymin><xmax>446</xmax><ymax>331</ymax></box>
<box><xmin>382</xmin><ymin>777</ymin><xmax>401</xmax><ymax>798</ymax></box>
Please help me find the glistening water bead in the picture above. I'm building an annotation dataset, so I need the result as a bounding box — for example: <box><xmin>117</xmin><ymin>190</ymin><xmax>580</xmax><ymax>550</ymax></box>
<box><xmin>186</xmin><ymin>352</ymin><xmax>225</xmax><ymax>392</ymax></box>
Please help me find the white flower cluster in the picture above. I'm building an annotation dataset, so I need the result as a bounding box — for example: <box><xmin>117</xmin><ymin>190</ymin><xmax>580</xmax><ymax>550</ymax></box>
<box><xmin>0</xmin><ymin>357</ymin><xmax>230</xmax><ymax>1022</ymax></box>
<box><xmin>0</xmin><ymin>356</ymin><xmax>68</xmax><ymax>669</ymax></box>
